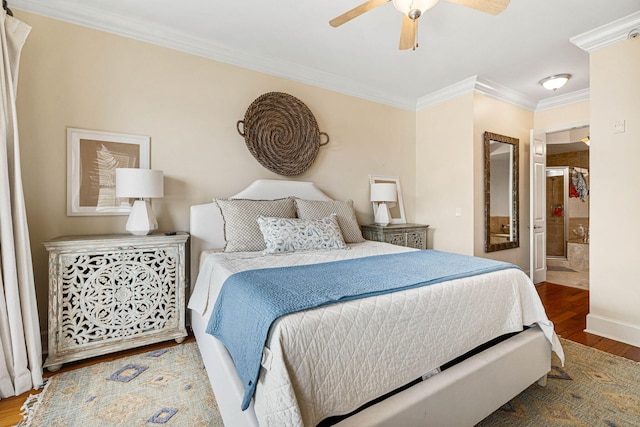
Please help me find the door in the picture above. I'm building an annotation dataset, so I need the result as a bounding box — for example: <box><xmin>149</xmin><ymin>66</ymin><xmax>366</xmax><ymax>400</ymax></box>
<box><xmin>530</xmin><ymin>129</ymin><xmax>546</xmax><ymax>283</ymax></box>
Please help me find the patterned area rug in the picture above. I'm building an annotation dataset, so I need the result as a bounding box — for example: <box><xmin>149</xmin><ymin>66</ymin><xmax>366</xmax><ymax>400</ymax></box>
<box><xmin>18</xmin><ymin>339</ymin><xmax>640</xmax><ymax>426</ymax></box>
<box><xmin>18</xmin><ymin>342</ymin><xmax>223</xmax><ymax>426</ymax></box>
<box><xmin>478</xmin><ymin>339</ymin><xmax>640</xmax><ymax>426</ymax></box>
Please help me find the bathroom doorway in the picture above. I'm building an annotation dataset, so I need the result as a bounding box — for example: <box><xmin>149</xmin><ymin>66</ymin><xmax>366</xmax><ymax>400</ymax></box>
<box><xmin>545</xmin><ymin>126</ymin><xmax>590</xmax><ymax>289</ymax></box>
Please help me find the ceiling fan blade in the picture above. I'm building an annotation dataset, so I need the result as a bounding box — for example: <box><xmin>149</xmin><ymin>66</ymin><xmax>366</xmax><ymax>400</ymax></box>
<box><xmin>446</xmin><ymin>0</ymin><xmax>510</xmax><ymax>15</ymax></box>
<box><xmin>329</xmin><ymin>0</ymin><xmax>389</xmax><ymax>27</ymax></box>
<box><xmin>399</xmin><ymin>15</ymin><xmax>416</xmax><ymax>50</ymax></box>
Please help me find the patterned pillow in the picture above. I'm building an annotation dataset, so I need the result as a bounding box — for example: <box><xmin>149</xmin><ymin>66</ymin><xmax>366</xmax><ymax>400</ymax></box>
<box><xmin>216</xmin><ymin>198</ymin><xmax>296</xmax><ymax>252</ymax></box>
<box><xmin>294</xmin><ymin>199</ymin><xmax>365</xmax><ymax>243</ymax></box>
<box><xmin>257</xmin><ymin>214</ymin><xmax>348</xmax><ymax>254</ymax></box>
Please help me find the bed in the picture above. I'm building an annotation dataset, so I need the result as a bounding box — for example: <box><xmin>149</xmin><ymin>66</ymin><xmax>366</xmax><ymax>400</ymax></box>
<box><xmin>188</xmin><ymin>179</ymin><xmax>563</xmax><ymax>427</ymax></box>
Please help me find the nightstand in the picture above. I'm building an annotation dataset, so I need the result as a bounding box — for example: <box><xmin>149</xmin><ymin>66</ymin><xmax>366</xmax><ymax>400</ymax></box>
<box><xmin>361</xmin><ymin>223</ymin><xmax>429</xmax><ymax>250</ymax></box>
<box><xmin>43</xmin><ymin>232</ymin><xmax>189</xmax><ymax>371</ymax></box>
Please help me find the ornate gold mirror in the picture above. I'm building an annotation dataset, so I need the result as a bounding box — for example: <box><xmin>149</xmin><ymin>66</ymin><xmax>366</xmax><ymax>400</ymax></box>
<box><xmin>484</xmin><ymin>132</ymin><xmax>519</xmax><ymax>252</ymax></box>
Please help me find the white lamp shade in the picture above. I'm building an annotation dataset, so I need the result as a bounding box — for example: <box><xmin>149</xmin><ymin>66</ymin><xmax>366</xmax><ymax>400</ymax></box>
<box><xmin>115</xmin><ymin>168</ymin><xmax>164</xmax><ymax>199</ymax></box>
<box><xmin>392</xmin><ymin>0</ymin><xmax>439</xmax><ymax>16</ymax></box>
<box><xmin>370</xmin><ymin>183</ymin><xmax>397</xmax><ymax>202</ymax></box>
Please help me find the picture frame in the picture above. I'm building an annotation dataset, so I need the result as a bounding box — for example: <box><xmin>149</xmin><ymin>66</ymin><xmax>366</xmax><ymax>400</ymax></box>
<box><xmin>369</xmin><ymin>174</ymin><xmax>406</xmax><ymax>224</ymax></box>
<box><xmin>67</xmin><ymin>128</ymin><xmax>150</xmax><ymax>216</ymax></box>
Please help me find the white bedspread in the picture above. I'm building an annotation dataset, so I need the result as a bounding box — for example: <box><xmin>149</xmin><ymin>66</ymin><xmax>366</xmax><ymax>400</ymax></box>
<box><xmin>188</xmin><ymin>242</ymin><xmax>563</xmax><ymax>427</ymax></box>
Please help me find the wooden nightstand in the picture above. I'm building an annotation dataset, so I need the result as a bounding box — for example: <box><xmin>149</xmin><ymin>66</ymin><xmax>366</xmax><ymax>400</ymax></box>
<box><xmin>43</xmin><ymin>232</ymin><xmax>189</xmax><ymax>371</ymax></box>
<box><xmin>361</xmin><ymin>223</ymin><xmax>429</xmax><ymax>250</ymax></box>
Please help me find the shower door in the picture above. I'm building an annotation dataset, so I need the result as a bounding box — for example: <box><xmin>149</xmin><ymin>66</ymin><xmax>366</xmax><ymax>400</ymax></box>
<box><xmin>546</xmin><ymin>167</ymin><xmax>569</xmax><ymax>258</ymax></box>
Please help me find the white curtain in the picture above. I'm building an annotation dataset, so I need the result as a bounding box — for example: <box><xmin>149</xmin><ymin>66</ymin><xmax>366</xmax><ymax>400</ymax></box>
<box><xmin>0</xmin><ymin>10</ymin><xmax>43</xmax><ymax>398</ymax></box>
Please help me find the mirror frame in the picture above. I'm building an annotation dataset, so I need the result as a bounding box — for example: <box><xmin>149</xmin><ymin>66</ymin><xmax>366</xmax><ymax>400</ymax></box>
<box><xmin>484</xmin><ymin>131</ymin><xmax>519</xmax><ymax>252</ymax></box>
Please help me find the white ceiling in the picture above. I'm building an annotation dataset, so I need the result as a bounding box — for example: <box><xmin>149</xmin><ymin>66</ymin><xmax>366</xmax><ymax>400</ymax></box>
<box><xmin>10</xmin><ymin>0</ymin><xmax>640</xmax><ymax>110</ymax></box>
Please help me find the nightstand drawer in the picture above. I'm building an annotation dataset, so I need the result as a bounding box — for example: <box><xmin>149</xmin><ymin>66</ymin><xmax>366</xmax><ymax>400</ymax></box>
<box><xmin>361</xmin><ymin>223</ymin><xmax>428</xmax><ymax>250</ymax></box>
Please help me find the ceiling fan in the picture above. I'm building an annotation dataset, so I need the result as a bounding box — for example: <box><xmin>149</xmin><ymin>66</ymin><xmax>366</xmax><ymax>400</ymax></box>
<box><xmin>329</xmin><ymin>0</ymin><xmax>510</xmax><ymax>50</ymax></box>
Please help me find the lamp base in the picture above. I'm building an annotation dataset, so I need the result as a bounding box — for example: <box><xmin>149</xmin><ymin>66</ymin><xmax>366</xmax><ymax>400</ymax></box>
<box><xmin>374</xmin><ymin>202</ymin><xmax>391</xmax><ymax>226</ymax></box>
<box><xmin>126</xmin><ymin>199</ymin><xmax>158</xmax><ymax>235</ymax></box>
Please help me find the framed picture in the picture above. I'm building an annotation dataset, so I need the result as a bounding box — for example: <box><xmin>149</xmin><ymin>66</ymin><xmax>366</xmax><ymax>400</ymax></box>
<box><xmin>369</xmin><ymin>174</ymin><xmax>406</xmax><ymax>224</ymax></box>
<box><xmin>67</xmin><ymin>128</ymin><xmax>150</xmax><ymax>216</ymax></box>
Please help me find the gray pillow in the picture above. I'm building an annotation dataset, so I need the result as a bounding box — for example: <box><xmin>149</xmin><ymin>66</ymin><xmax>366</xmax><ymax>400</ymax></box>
<box><xmin>294</xmin><ymin>199</ymin><xmax>365</xmax><ymax>243</ymax></box>
<box><xmin>216</xmin><ymin>198</ymin><xmax>296</xmax><ymax>252</ymax></box>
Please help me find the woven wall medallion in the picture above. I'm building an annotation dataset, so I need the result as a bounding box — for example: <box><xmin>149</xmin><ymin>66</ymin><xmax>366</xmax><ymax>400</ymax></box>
<box><xmin>236</xmin><ymin>92</ymin><xmax>329</xmax><ymax>176</ymax></box>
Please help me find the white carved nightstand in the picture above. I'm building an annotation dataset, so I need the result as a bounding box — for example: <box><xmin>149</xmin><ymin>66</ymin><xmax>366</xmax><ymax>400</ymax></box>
<box><xmin>43</xmin><ymin>232</ymin><xmax>189</xmax><ymax>371</ymax></box>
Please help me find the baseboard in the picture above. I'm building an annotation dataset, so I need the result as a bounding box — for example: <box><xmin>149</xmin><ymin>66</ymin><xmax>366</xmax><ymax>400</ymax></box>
<box><xmin>585</xmin><ymin>314</ymin><xmax>640</xmax><ymax>348</ymax></box>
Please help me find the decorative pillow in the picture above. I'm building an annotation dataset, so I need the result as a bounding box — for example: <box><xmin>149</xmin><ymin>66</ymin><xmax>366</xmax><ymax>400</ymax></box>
<box><xmin>294</xmin><ymin>199</ymin><xmax>365</xmax><ymax>243</ymax></box>
<box><xmin>257</xmin><ymin>214</ymin><xmax>348</xmax><ymax>254</ymax></box>
<box><xmin>216</xmin><ymin>198</ymin><xmax>296</xmax><ymax>252</ymax></box>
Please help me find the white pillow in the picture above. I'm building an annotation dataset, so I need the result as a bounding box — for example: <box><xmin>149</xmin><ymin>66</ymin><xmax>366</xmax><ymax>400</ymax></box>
<box><xmin>257</xmin><ymin>214</ymin><xmax>348</xmax><ymax>254</ymax></box>
<box><xmin>215</xmin><ymin>198</ymin><xmax>296</xmax><ymax>252</ymax></box>
<box><xmin>294</xmin><ymin>199</ymin><xmax>365</xmax><ymax>243</ymax></box>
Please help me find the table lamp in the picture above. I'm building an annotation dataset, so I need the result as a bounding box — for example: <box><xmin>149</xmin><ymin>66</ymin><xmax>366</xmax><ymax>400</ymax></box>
<box><xmin>370</xmin><ymin>183</ymin><xmax>397</xmax><ymax>226</ymax></box>
<box><xmin>115</xmin><ymin>168</ymin><xmax>164</xmax><ymax>235</ymax></box>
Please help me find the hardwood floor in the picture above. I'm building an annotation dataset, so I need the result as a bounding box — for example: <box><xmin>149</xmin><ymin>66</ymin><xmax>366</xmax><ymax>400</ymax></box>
<box><xmin>536</xmin><ymin>282</ymin><xmax>640</xmax><ymax>361</ymax></box>
<box><xmin>1</xmin><ymin>282</ymin><xmax>639</xmax><ymax>426</ymax></box>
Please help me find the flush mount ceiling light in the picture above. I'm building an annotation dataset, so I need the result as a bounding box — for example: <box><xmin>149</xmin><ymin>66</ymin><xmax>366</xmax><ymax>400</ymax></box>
<box><xmin>539</xmin><ymin>74</ymin><xmax>572</xmax><ymax>91</ymax></box>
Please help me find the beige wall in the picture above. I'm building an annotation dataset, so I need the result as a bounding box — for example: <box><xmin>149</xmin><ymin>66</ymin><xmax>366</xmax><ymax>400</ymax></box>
<box><xmin>587</xmin><ymin>36</ymin><xmax>640</xmax><ymax>346</ymax></box>
<box><xmin>534</xmin><ymin>101</ymin><xmax>589</xmax><ymax>131</ymax></box>
<box><xmin>472</xmin><ymin>94</ymin><xmax>533</xmax><ymax>268</ymax></box>
<box><xmin>15</xmin><ymin>11</ymin><xmax>416</xmax><ymax>330</ymax></box>
<box><xmin>415</xmin><ymin>93</ymin><xmax>533</xmax><ymax>268</ymax></box>
<box><xmin>415</xmin><ymin>94</ymin><xmax>475</xmax><ymax>255</ymax></box>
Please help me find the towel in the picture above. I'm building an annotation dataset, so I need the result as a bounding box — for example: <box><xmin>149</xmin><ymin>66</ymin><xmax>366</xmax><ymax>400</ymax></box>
<box><xmin>571</xmin><ymin>171</ymin><xmax>589</xmax><ymax>202</ymax></box>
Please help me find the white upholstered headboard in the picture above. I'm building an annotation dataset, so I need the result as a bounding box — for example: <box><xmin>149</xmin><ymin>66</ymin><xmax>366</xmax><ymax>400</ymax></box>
<box><xmin>189</xmin><ymin>179</ymin><xmax>332</xmax><ymax>285</ymax></box>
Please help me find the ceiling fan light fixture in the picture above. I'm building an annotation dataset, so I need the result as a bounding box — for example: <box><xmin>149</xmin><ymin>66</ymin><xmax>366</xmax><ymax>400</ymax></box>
<box><xmin>539</xmin><ymin>74</ymin><xmax>572</xmax><ymax>91</ymax></box>
<box><xmin>392</xmin><ymin>0</ymin><xmax>439</xmax><ymax>19</ymax></box>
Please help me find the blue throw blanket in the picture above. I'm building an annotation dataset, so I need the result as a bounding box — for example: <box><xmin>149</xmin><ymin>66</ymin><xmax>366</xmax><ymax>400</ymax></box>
<box><xmin>206</xmin><ymin>250</ymin><xmax>517</xmax><ymax>410</ymax></box>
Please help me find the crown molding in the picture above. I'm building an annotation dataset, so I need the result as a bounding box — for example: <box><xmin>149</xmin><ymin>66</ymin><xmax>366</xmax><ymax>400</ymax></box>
<box><xmin>11</xmin><ymin>0</ymin><xmax>598</xmax><ymax>113</ymax></box>
<box><xmin>571</xmin><ymin>11</ymin><xmax>640</xmax><ymax>52</ymax></box>
<box><xmin>416</xmin><ymin>76</ymin><xmax>538</xmax><ymax>111</ymax></box>
<box><xmin>474</xmin><ymin>77</ymin><xmax>538</xmax><ymax>111</ymax></box>
<box><xmin>415</xmin><ymin>76</ymin><xmax>477</xmax><ymax>110</ymax></box>
<box><xmin>12</xmin><ymin>0</ymin><xmax>416</xmax><ymax>111</ymax></box>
